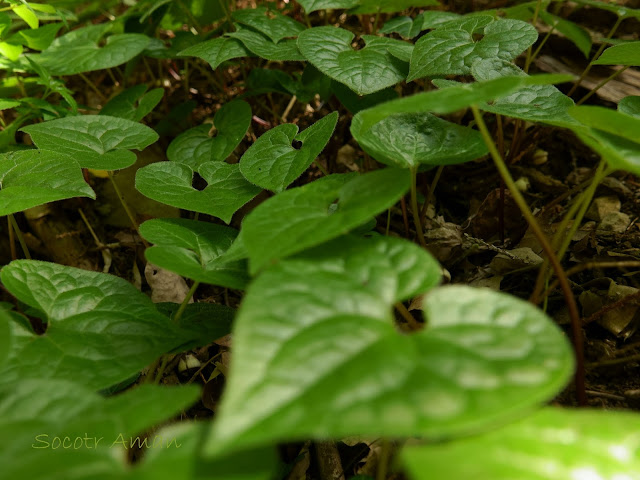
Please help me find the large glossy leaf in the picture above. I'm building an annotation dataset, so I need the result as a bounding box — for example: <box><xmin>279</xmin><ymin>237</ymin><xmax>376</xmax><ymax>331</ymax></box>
<box><xmin>135</xmin><ymin>161</ymin><xmax>262</xmax><ymax>224</ymax></box>
<box><xmin>240</xmin><ymin>111</ymin><xmax>338</xmax><ymax>192</ymax></box>
<box><xmin>570</xmin><ymin>105</ymin><xmax>640</xmax><ymax>144</ymax></box>
<box><xmin>167</xmin><ymin>100</ymin><xmax>251</xmax><ymax>170</ymax></box>
<box><xmin>204</xmin><ymin>236</ymin><xmax>572</xmax><ymax>455</ymax></box>
<box><xmin>351</xmin><ymin>111</ymin><xmax>487</xmax><ymax>169</ymax></box>
<box><xmin>228</xmin><ymin>28</ymin><xmax>305</xmax><ymax>62</ymax></box>
<box><xmin>0</xmin><ymin>379</ymin><xmax>199</xmax><ymax>480</ymax></box>
<box><xmin>0</xmin><ymin>260</ymin><xmax>209</xmax><ymax>389</ymax></box>
<box><xmin>593</xmin><ymin>41</ymin><xmax>640</xmax><ymax>66</ymax></box>
<box><xmin>21</xmin><ymin>115</ymin><xmax>159</xmax><ymax>170</ymax></box>
<box><xmin>409</xmin><ymin>17</ymin><xmax>537</xmax><ymax>81</ymax></box>
<box><xmin>140</xmin><ymin>218</ymin><xmax>249</xmax><ymax>290</ymax></box>
<box><xmin>242</xmin><ymin>169</ymin><xmax>410</xmax><ymax>273</ymax></box>
<box><xmin>0</xmin><ymin>149</ymin><xmax>95</xmax><ymax>216</ymax></box>
<box><xmin>470</xmin><ymin>59</ymin><xmax>578</xmax><ymax>127</ymax></box>
<box><xmin>232</xmin><ymin>6</ymin><xmax>305</xmax><ymax>43</ymax></box>
<box><xmin>298</xmin><ymin>26</ymin><xmax>408</xmax><ymax>95</ymax></box>
<box><xmin>357</xmin><ymin>73</ymin><xmax>574</xmax><ymax>132</ymax></box>
<box><xmin>178</xmin><ymin>36</ymin><xmax>251</xmax><ymax>70</ymax></box>
<box><xmin>297</xmin><ymin>0</ymin><xmax>359</xmax><ymax>13</ymax></box>
<box><xmin>34</xmin><ymin>23</ymin><xmax>150</xmax><ymax>75</ymax></box>
<box><xmin>402</xmin><ymin>407</ymin><xmax>640</xmax><ymax>480</ymax></box>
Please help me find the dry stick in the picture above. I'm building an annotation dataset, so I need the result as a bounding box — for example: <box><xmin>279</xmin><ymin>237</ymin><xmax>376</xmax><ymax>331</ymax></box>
<box><xmin>587</xmin><ymin>353</ymin><xmax>640</xmax><ymax>369</ymax></box>
<box><xmin>544</xmin><ymin>261</ymin><xmax>640</xmax><ymax>299</ymax></box>
<box><xmin>410</xmin><ymin>167</ymin><xmax>428</xmax><ymax>248</ymax></box>
<box><xmin>8</xmin><ymin>214</ymin><xmax>30</xmax><ymax>259</ymax></box>
<box><xmin>376</xmin><ymin>439</ymin><xmax>392</xmax><ymax>480</ymax></box>
<box><xmin>567</xmin><ymin>15</ymin><xmax>624</xmax><ymax>97</ymax></box>
<box><xmin>583</xmin><ymin>289</ymin><xmax>640</xmax><ymax>326</ymax></box>
<box><xmin>576</xmin><ymin>65</ymin><xmax>630</xmax><ymax>105</ymax></box>
<box><xmin>471</xmin><ymin>105</ymin><xmax>586</xmax><ymax>406</ymax></box>
<box><xmin>78</xmin><ymin>72</ymin><xmax>107</xmax><ymax>102</ymax></box>
<box><xmin>107</xmin><ymin>171</ymin><xmax>149</xmax><ymax>248</ymax></box>
<box><xmin>281</xmin><ymin>95</ymin><xmax>297</xmax><ymax>122</ymax></box>
<box><xmin>395</xmin><ymin>302</ymin><xmax>421</xmax><ymax>330</ymax></box>
<box><xmin>400</xmin><ymin>196</ymin><xmax>410</xmax><ymax>237</ymax></box>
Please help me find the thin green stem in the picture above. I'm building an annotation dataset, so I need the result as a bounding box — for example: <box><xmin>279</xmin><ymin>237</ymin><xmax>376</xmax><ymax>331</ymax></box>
<box><xmin>420</xmin><ymin>164</ymin><xmax>443</xmax><ymax>221</ymax></box>
<box><xmin>567</xmin><ymin>15</ymin><xmax>624</xmax><ymax>97</ymax></box>
<box><xmin>471</xmin><ymin>105</ymin><xmax>586</xmax><ymax>406</ymax></box>
<box><xmin>107</xmin><ymin>171</ymin><xmax>149</xmax><ymax>247</ymax></box>
<box><xmin>410</xmin><ymin>167</ymin><xmax>427</xmax><ymax>248</ymax></box>
<box><xmin>526</xmin><ymin>27</ymin><xmax>554</xmax><ymax>72</ymax></box>
<box><xmin>524</xmin><ymin>0</ymin><xmax>544</xmax><ymax>73</ymax></box>
<box><xmin>313</xmin><ymin>159</ymin><xmax>329</xmax><ymax>176</ymax></box>
<box><xmin>576</xmin><ymin>65</ymin><xmax>630</xmax><ymax>105</ymax></box>
<box><xmin>372</xmin><ymin>8</ymin><xmax>381</xmax><ymax>34</ymax></box>
<box><xmin>8</xmin><ymin>216</ymin><xmax>16</xmax><ymax>260</ymax></box>
<box><xmin>78</xmin><ymin>72</ymin><xmax>106</xmax><ymax>102</ymax></box>
<box><xmin>153</xmin><ymin>354</ymin><xmax>171</xmax><ymax>384</ymax></box>
<box><xmin>173</xmin><ymin>281</ymin><xmax>199</xmax><ymax>324</ymax></box>
<box><xmin>8</xmin><ymin>214</ymin><xmax>31</xmax><ymax>259</ymax></box>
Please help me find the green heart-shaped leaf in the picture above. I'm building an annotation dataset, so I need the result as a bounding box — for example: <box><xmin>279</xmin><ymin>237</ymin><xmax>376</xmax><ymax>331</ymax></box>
<box><xmin>470</xmin><ymin>59</ymin><xmax>578</xmax><ymax>127</ymax></box>
<box><xmin>140</xmin><ymin>218</ymin><xmax>249</xmax><ymax>289</ymax></box>
<box><xmin>402</xmin><ymin>407</ymin><xmax>640</xmax><ymax>480</ymax></box>
<box><xmin>21</xmin><ymin>115</ymin><xmax>159</xmax><ymax>170</ymax></box>
<box><xmin>204</xmin><ymin>235</ymin><xmax>572</xmax><ymax>455</ymax></box>
<box><xmin>100</xmin><ymin>85</ymin><xmax>164</xmax><ymax>122</ymax></box>
<box><xmin>34</xmin><ymin>24</ymin><xmax>150</xmax><ymax>75</ymax></box>
<box><xmin>409</xmin><ymin>17</ymin><xmax>537</xmax><ymax>81</ymax></box>
<box><xmin>135</xmin><ymin>161</ymin><xmax>262</xmax><ymax>223</ymax></box>
<box><xmin>240</xmin><ymin>111</ymin><xmax>338</xmax><ymax>192</ymax></box>
<box><xmin>0</xmin><ymin>260</ymin><xmax>212</xmax><ymax>389</ymax></box>
<box><xmin>167</xmin><ymin>100</ymin><xmax>252</xmax><ymax>170</ymax></box>
<box><xmin>178</xmin><ymin>36</ymin><xmax>251</xmax><ymax>70</ymax></box>
<box><xmin>0</xmin><ymin>149</ymin><xmax>95</xmax><ymax>216</ymax></box>
<box><xmin>242</xmin><ymin>169</ymin><xmax>410</xmax><ymax>273</ymax></box>
<box><xmin>228</xmin><ymin>27</ymin><xmax>305</xmax><ymax>62</ymax></box>
<box><xmin>0</xmin><ymin>379</ymin><xmax>200</xmax><ymax>480</ymax></box>
<box><xmin>232</xmin><ymin>6</ymin><xmax>305</xmax><ymax>43</ymax></box>
<box><xmin>351</xmin><ymin>111</ymin><xmax>487</xmax><ymax>169</ymax></box>
<box><xmin>298</xmin><ymin>26</ymin><xmax>408</xmax><ymax>95</ymax></box>
<box><xmin>357</xmin><ymin>73</ymin><xmax>574</xmax><ymax>132</ymax></box>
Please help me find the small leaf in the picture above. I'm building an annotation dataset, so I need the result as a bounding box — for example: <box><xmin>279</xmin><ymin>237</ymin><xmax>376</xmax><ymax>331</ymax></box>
<box><xmin>21</xmin><ymin>115</ymin><xmax>159</xmax><ymax>170</ymax></box>
<box><xmin>156</xmin><ymin>302</ymin><xmax>235</xmax><ymax>350</ymax></box>
<box><xmin>538</xmin><ymin>10</ymin><xmax>591</xmax><ymax>58</ymax></box>
<box><xmin>135</xmin><ymin>161</ymin><xmax>262</xmax><ymax>223</ymax></box>
<box><xmin>471</xmin><ymin>58</ymin><xmax>578</xmax><ymax>127</ymax></box>
<box><xmin>13</xmin><ymin>4</ymin><xmax>38</xmax><ymax>29</ymax></box>
<box><xmin>240</xmin><ymin>111</ymin><xmax>338</xmax><ymax>192</ymax></box>
<box><xmin>242</xmin><ymin>169</ymin><xmax>410</xmax><ymax>273</ymax></box>
<box><xmin>0</xmin><ymin>260</ymin><xmax>205</xmax><ymax>389</ymax></box>
<box><xmin>140</xmin><ymin>218</ymin><xmax>250</xmax><ymax>290</ymax></box>
<box><xmin>409</xmin><ymin>17</ymin><xmax>537</xmax><ymax>81</ymax></box>
<box><xmin>298</xmin><ymin>26</ymin><xmax>408</xmax><ymax>95</ymax></box>
<box><xmin>0</xmin><ymin>41</ymin><xmax>23</xmax><ymax>61</ymax></box>
<box><xmin>228</xmin><ymin>27</ymin><xmax>305</xmax><ymax>62</ymax></box>
<box><xmin>619</xmin><ymin>95</ymin><xmax>640</xmax><ymax>118</ymax></box>
<box><xmin>297</xmin><ymin>0</ymin><xmax>359</xmax><ymax>13</ymax></box>
<box><xmin>34</xmin><ymin>24</ymin><xmax>150</xmax><ymax>75</ymax></box>
<box><xmin>232</xmin><ymin>6</ymin><xmax>305</xmax><ymax>44</ymax></box>
<box><xmin>167</xmin><ymin>100</ymin><xmax>252</xmax><ymax>169</ymax></box>
<box><xmin>10</xmin><ymin>22</ymin><xmax>63</xmax><ymax>51</ymax></box>
<box><xmin>0</xmin><ymin>149</ymin><xmax>95</xmax><ymax>216</ymax></box>
<box><xmin>178</xmin><ymin>36</ymin><xmax>251</xmax><ymax>70</ymax></box>
<box><xmin>593</xmin><ymin>41</ymin><xmax>640</xmax><ymax>66</ymax></box>
<box><xmin>402</xmin><ymin>407</ymin><xmax>640</xmax><ymax>480</ymax></box>
<box><xmin>351</xmin><ymin>111</ymin><xmax>487</xmax><ymax>169</ymax></box>
<box><xmin>357</xmin><ymin>73</ymin><xmax>574</xmax><ymax>132</ymax></box>
<box><xmin>333</xmin><ymin>81</ymin><xmax>398</xmax><ymax>114</ymax></box>
<box><xmin>100</xmin><ymin>85</ymin><xmax>164</xmax><ymax>121</ymax></box>
<box><xmin>204</xmin><ymin>237</ymin><xmax>572</xmax><ymax>454</ymax></box>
